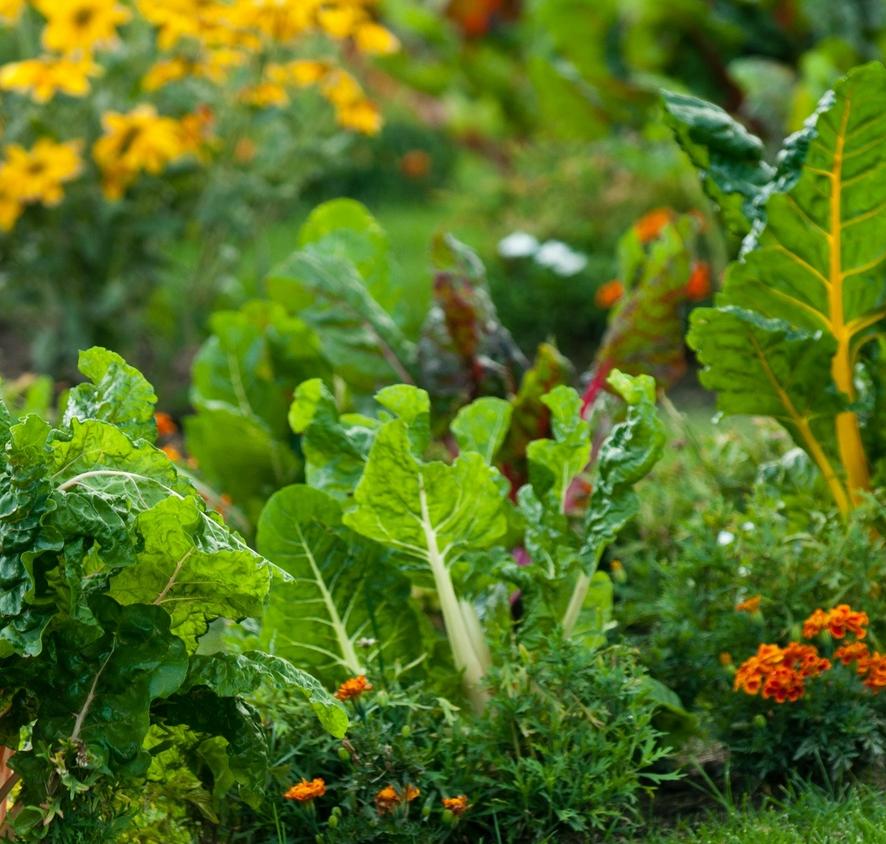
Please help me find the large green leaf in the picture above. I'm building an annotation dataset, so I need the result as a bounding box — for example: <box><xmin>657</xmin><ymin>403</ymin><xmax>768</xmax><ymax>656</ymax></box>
<box><xmin>342</xmin><ymin>388</ymin><xmax>508</xmax><ymax>710</ymax></box>
<box><xmin>61</xmin><ymin>347</ymin><xmax>158</xmax><ymax>442</ymax></box>
<box><xmin>688</xmin><ymin>63</ymin><xmax>886</xmax><ymax>510</ymax></box>
<box><xmin>109</xmin><ymin>496</ymin><xmax>271</xmax><ymax>650</ymax></box>
<box><xmin>256</xmin><ymin>485</ymin><xmax>421</xmax><ymax>683</ymax></box>
<box><xmin>268</xmin><ymin>248</ymin><xmax>416</xmax><ymax>391</ymax></box>
<box><xmin>182</xmin><ymin>650</ymin><xmax>348</xmax><ymax>738</ymax></box>
<box><xmin>344</xmin><ymin>416</ymin><xmax>507</xmax><ymax>562</ymax></box>
<box><xmin>297</xmin><ymin>198</ymin><xmax>396</xmax><ymax>315</ymax></box>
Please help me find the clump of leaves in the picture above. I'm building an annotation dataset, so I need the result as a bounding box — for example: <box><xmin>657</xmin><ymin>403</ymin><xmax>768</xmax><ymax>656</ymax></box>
<box><xmin>0</xmin><ymin>348</ymin><xmax>345</xmax><ymax>839</ymax></box>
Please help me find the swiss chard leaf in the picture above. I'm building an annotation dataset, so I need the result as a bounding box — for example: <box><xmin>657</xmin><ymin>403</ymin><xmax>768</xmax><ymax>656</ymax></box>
<box><xmin>109</xmin><ymin>496</ymin><xmax>271</xmax><ymax>651</ymax></box>
<box><xmin>288</xmin><ymin>378</ymin><xmax>378</xmax><ymax>500</ymax></box>
<box><xmin>182</xmin><ymin>650</ymin><xmax>347</xmax><ymax>739</ymax></box>
<box><xmin>61</xmin><ymin>347</ymin><xmax>158</xmax><ymax>442</ymax></box>
<box><xmin>268</xmin><ymin>248</ymin><xmax>416</xmax><ymax>392</ymax></box>
<box><xmin>687</xmin><ymin>62</ymin><xmax>886</xmax><ymax>511</ymax></box>
<box><xmin>581</xmin><ymin>370</ymin><xmax>666</xmax><ymax>572</ymax></box>
<box><xmin>256</xmin><ymin>484</ymin><xmax>421</xmax><ymax>684</ymax></box>
<box><xmin>663</xmin><ymin>90</ymin><xmax>772</xmax><ymax>233</ymax></box>
<box><xmin>451</xmin><ymin>397</ymin><xmax>513</xmax><ymax>465</ymax></box>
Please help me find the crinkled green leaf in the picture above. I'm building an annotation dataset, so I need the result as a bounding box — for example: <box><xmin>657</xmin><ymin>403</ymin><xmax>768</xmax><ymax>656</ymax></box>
<box><xmin>61</xmin><ymin>347</ymin><xmax>158</xmax><ymax>442</ymax></box>
<box><xmin>344</xmin><ymin>419</ymin><xmax>507</xmax><ymax>563</ymax></box>
<box><xmin>13</xmin><ymin>599</ymin><xmax>188</xmax><ymax>790</ymax></box>
<box><xmin>268</xmin><ymin>248</ymin><xmax>416</xmax><ymax>392</ymax></box>
<box><xmin>580</xmin><ymin>370</ymin><xmax>665</xmax><ymax>572</ymax></box>
<box><xmin>288</xmin><ymin>379</ymin><xmax>377</xmax><ymax>500</ymax></box>
<box><xmin>109</xmin><ymin>496</ymin><xmax>271</xmax><ymax>650</ymax></box>
<box><xmin>183</xmin><ymin>650</ymin><xmax>347</xmax><ymax>738</ymax></box>
<box><xmin>375</xmin><ymin>384</ymin><xmax>431</xmax><ymax>452</ymax></box>
<box><xmin>663</xmin><ymin>89</ymin><xmax>772</xmax><ymax>233</ymax></box>
<box><xmin>257</xmin><ymin>484</ymin><xmax>422</xmax><ymax>683</ymax></box>
<box><xmin>452</xmin><ymin>397</ymin><xmax>513</xmax><ymax>464</ymax></box>
<box><xmin>526</xmin><ymin>386</ymin><xmax>590</xmax><ymax>508</ymax></box>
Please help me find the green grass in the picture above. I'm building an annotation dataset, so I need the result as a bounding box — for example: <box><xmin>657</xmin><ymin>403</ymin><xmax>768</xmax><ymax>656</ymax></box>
<box><xmin>634</xmin><ymin>784</ymin><xmax>886</xmax><ymax>843</ymax></box>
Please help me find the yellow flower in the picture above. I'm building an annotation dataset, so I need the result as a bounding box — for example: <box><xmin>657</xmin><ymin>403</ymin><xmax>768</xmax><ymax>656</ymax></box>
<box><xmin>0</xmin><ymin>55</ymin><xmax>102</xmax><ymax>103</ymax></box>
<box><xmin>320</xmin><ymin>69</ymin><xmax>364</xmax><ymax>107</ymax></box>
<box><xmin>336</xmin><ymin>99</ymin><xmax>381</xmax><ymax>135</ymax></box>
<box><xmin>285</xmin><ymin>59</ymin><xmax>330</xmax><ymax>87</ymax></box>
<box><xmin>0</xmin><ymin>0</ymin><xmax>25</xmax><ymax>25</ymax></box>
<box><xmin>239</xmin><ymin>81</ymin><xmax>289</xmax><ymax>108</ymax></box>
<box><xmin>354</xmin><ymin>22</ymin><xmax>399</xmax><ymax>55</ymax></box>
<box><xmin>93</xmin><ymin>105</ymin><xmax>189</xmax><ymax>198</ymax></box>
<box><xmin>142</xmin><ymin>57</ymin><xmax>193</xmax><ymax>91</ymax></box>
<box><xmin>3</xmin><ymin>138</ymin><xmax>82</xmax><ymax>206</ymax></box>
<box><xmin>0</xmin><ymin>168</ymin><xmax>24</xmax><ymax>232</ymax></box>
<box><xmin>34</xmin><ymin>0</ymin><xmax>132</xmax><ymax>54</ymax></box>
<box><xmin>317</xmin><ymin>4</ymin><xmax>366</xmax><ymax>39</ymax></box>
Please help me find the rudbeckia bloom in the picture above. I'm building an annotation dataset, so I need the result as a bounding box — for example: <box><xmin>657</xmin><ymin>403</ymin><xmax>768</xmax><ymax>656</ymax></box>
<box><xmin>0</xmin><ymin>55</ymin><xmax>102</xmax><ymax>103</ymax></box>
<box><xmin>34</xmin><ymin>0</ymin><xmax>132</xmax><ymax>54</ymax></box>
<box><xmin>3</xmin><ymin>138</ymin><xmax>82</xmax><ymax>206</ymax></box>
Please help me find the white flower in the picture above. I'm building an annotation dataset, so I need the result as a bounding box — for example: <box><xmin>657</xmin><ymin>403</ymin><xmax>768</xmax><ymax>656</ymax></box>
<box><xmin>535</xmin><ymin>239</ymin><xmax>588</xmax><ymax>276</ymax></box>
<box><xmin>497</xmin><ymin>231</ymin><xmax>539</xmax><ymax>259</ymax></box>
<box><xmin>717</xmin><ymin>530</ymin><xmax>736</xmax><ymax>546</ymax></box>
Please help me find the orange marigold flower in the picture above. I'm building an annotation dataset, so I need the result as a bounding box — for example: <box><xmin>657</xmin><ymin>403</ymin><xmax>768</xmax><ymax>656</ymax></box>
<box><xmin>864</xmin><ymin>653</ymin><xmax>886</xmax><ymax>691</ymax></box>
<box><xmin>835</xmin><ymin>641</ymin><xmax>870</xmax><ymax>667</ymax></box>
<box><xmin>685</xmin><ymin>261</ymin><xmax>711</xmax><ymax>301</ymax></box>
<box><xmin>781</xmin><ymin>642</ymin><xmax>829</xmax><ymax>678</ymax></box>
<box><xmin>442</xmin><ymin>795</ymin><xmax>469</xmax><ymax>816</ymax></box>
<box><xmin>633</xmin><ymin>208</ymin><xmax>673</xmax><ymax>243</ymax></box>
<box><xmin>162</xmin><ymin>444</ymin><xmax>182</xmax><ymax>462</ymax></box>
<box><xmin>802</xmin><ymin>608</ymin><xmax>829</xmax><ymax>639</ymax></box>
<box><xmin>335</xmin><ymin>675</ymin><xmax>372</xmax><ymax>701</ymax></box>
<box><xmin>154</xmin><ymin>411</ymin><xmax>177</xmax><ymax>437</ymax></box>
<box><xmin>735</xmin><ymin>594</ymin><xmax>761</xmax><ymax>613</ymax></box>
<box><xmin>719</xmin><ymin>652</ymin><xmax>733</xmax><ymax>667</ymax></box>
<box><xmin>595</xmin><ymin>279</ymin><xmax>624</xmax><ymax>309</ymax></box>
<box><xmin>284</xmin><ymin>777</ymin><xmax>326</xmax><ymax>802</ymax></box>
<box><xmin>404</xmin><ymin>784</ymin><xmax>420</xmax><ymax>802</ymax></box>
<box><xmin>762</xmin><ymin>666</ymin><xmax>805</xmax><ymax>703</ymax></box>
<box><xmin>826</xmin><ymin>604</ymin><xmax>868</xmax><ymax>639</ymax></box>
<box><xmin>375</xmin><ymin>785</ymin><xmax>401</xmax><ymax>815</ymax></box>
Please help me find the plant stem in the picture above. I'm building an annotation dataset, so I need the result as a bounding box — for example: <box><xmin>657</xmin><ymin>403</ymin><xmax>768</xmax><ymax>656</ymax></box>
<box><xmin>562</xmin><ymin>572</ymin><xmax>590</xmax><ymax>638</ymax></box>
<box><xmin>419</xmin><ymin>476</ymin><xmax>489</xmax><ymax>714</ymax></box>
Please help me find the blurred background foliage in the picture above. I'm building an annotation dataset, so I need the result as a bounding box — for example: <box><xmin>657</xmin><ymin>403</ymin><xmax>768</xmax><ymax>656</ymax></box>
<box><xmin>3</xmin><ymin>0</ymin><xmax>886</xmax><ymax>407</ymax></box>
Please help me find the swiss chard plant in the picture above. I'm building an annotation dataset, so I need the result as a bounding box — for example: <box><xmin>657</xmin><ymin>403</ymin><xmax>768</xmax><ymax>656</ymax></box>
<box><xmin>256</xmin><ymin>368</ymin><xmax>665</xmax><ymax>714</ymax></box>
<box><xmin>0</xmin><ymin>348</ymin><xmax>345</xmax><ymax>837</ymax></box>
<box><xmin>666</xmin><ymin>62</ymin><xmax>886</xmax><ymax>512</ymax></box>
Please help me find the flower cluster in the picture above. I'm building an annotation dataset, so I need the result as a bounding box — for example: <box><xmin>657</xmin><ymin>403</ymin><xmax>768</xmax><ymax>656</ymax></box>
<box><xmin>734</xmin><ymin>604</ymin><xmax>883</xmax><ymax>703</ymax></box>
<box><xmin>0</xmin><ymin>0</ymin><xmax>396</xmax><ymax>230</ymax></box>
<box><xmin>802</xmin><ymin>604</ymin><xmax>869</xmax><ymax>640</ymax></box>
<box><xmin>734</xmin><ymin>642</ymin><xmax>830</xmax><ymax>703</ymax></box>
